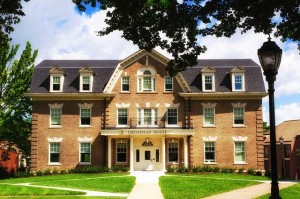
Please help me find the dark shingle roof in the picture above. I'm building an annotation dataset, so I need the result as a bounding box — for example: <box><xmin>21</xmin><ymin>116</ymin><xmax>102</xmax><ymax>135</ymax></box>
<box><xmin>29</xmin><ymin>59</ymin><xmax>265</xmax><ymax>93</ymax></box>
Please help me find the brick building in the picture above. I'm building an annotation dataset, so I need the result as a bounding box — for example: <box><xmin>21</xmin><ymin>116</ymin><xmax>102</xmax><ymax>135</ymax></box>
<box><xmin>28</xmin><ymin>49</ymin><xmax>267</xmax><ymax>171</ymax></box>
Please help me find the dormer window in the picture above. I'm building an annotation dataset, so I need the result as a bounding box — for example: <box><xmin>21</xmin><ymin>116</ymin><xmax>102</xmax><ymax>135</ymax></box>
<box><xmin>49</xmin><ymin>67</ymin><xmax>65</xmax><ymax>92</ymax></box>
<box><xmin>231</xmin><ymin>66</ymin><xmax>245</xmax><ymax>92</ymax></box>
<box><xmin>137</xmin><ymin>66</ymin><xmax>157</xmax><ymax>92</ymax></box>
<box><xmin>79</xmin><ymin>67</ymin><xmax>94</xmax><ymax>92</ymax></box>
<box><xmin>201</xmin><ymin>66</ymin><xmax>216</xmax><ymax>92</ymax></box>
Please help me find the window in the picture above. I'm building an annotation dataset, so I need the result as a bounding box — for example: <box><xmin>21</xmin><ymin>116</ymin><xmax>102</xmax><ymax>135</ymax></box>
<box><xmin>233</xmin><ymin>108</ymin><xmax>244</xmax><ymax>125</ymax></box>
<box><xmin>49</xmin><ymin>143</ymin><xmax>60</xmax><ymax>163</ymax></box>
<box><xmin>118</xmin><ymin>109</ymin><xmax>128</xmax><ymax>126</ymax></box>
<box><xmin>234</xmin><ymin>75</ymin><xmax>243</xmax><ymax>91</ymax></box>
<box><xmin>50</xmin><ymin>108</ymin><xmax>62</xmax><ymax>126</ymax></box>
<box><xmin>121</xmin><ymin>76</ymin><xmax>130</xmax><ymax>92</ymax></box>
<box><xmin>138</xmin><ymin>109</ymin><xmax>157</xmax><ymax>126</ymax></box>
<box><xmin>50</xmin><ymin>75</ymin><xmax>64</xmax><ymax>92</ymax></box>
<box><xmin>235</xmin><ymin>142</ymin><xmax>246</xmax><ymax>163</ymax></box>
<box><xmin>167</xmin><ymin>108</ymin><xmax>178</xmax><ymax>125</ymax></box>
<box><xmin>117</xmin><ymin>142</ymin><xmax>127</xmax><ymax>163</ymax></box>
<box><xmin>80</xmin><ymin>143</ymin><xmax>91</xmax><ymax>163</ymax></box>
<box><xmin>80</xmin><ymin>108</ymin><xmax>91</xmax><ymax>126</ymax></box>
<box><xmin>82</xmin><ymin>76</ymin><xmax>90</xmax><ymax>91</ymax></box>
<box><xmin>204</xmin><ymin>142</ymin><xmax>215</xmax><ymax>163</ymax></box>
<box><xmin>168</xmin><ymin>142</ymin><xmax>178</xmax><ymax>162</ymax></box>
<box><xmin>138</xmin><ymin>68</ymin><xmax>156</xmax><ymax>92</ymax></box>
<box><xmin>164</xmin><ymin>76</ymin><xmax>173</xmax><ymax>91</ymax></box>
<box><xmin>52</xmin><ymin>76</ymin><xmax>61</xmax><ymax>91</ymax></box>
<box><xmin>204</xmin><ymin>108</ymin><xmax>215</xmax><ymax>126</ymax></box>
<box><xmin>204</xmin><ymin>76</ymin><xmax>213</xmax><ymax>91</ymax></box>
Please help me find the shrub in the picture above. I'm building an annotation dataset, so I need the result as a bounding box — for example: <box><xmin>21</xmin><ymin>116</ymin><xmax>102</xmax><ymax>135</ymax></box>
<box><xmin>192</xmin><ymin>166</ymin><xmax>199</xmax><ymax>173</ymax></box>
<box><xmin>203</xmin><ymin>165</ymin><xmax>213</xmax><ymax>172</ymax></box>
<box><xmin>60</xmin><ymin>169</ymin><xmax>67</xmax><ymax>174</ymax></box>
<box><xmin>212</xmin><ymin>166</ymin><xmax>220</xmax><ymax>173</ymax></box>
<box><xmin>238</xmin><ymin>168</ymin><xmax>245</xmax><ymax>174</ymax></box>
<box><xmin>44</xmin><ymin>169</ymin><xmax>52</xmax><ymax>175</ymax></box>
<box><xmin>247</xmin><ymin>168</ymin><xmax>255</xmax><ymax>175</ymax></box>
<box><xmin>52</xmin><ymin>169</ymin><xmax>59</xmax><ymax>175</ymax></box>
<box><xmin>0</xmin><ymin>165</ymin><xmax>10</xmax><ymax>179</ymax></box>
<box><xmin>14</xmin><ymin>171</ymin><xmax>31</xmax><ymax>178</ymax></box>
<box><xmin>36</xmin><ymin>170</ymin><xmax>44</xmax><ymax>176</ymax></box>
<box><xmin>111</xmin><ymin>165</ymin><xmax>129</xmax><ymax>172</ymax></box>
<box><xmin>167</xmin><ymin>166</ymin><xmax>175</xmax><ymax>173</ymax></box>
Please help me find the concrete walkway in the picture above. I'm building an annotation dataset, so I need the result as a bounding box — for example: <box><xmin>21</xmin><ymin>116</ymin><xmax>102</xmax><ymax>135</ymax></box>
<box><xmin>203</xmin><ymin>181</ymin><xmax>297</xmax><ymax>199</ymax></box>
<box><xmin>127</xmin><ymin>171</ymin><xmax>165</xmax><ymax>199</ymax></box>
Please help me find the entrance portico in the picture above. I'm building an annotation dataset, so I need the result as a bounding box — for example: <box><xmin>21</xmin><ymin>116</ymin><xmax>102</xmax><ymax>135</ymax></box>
<box><xmin>102</xmin><ymin>129</ymin><xmax>194</xmax><ymax>171</ymax></box>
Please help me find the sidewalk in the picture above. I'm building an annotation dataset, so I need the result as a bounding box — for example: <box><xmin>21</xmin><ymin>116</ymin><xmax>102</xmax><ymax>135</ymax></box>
<box><xmin>203</xmin><ymin>181</ymin><xmax>297</xmax><ymax>199</ymax></box>
<box><xmin>127</xmin><ymin>171</ymin><xmax>164</xmax><ymax>199</ymax></box>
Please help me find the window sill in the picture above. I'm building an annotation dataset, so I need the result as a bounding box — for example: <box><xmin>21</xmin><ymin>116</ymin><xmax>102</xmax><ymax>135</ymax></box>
<box><xmin>136</xmin><ymin>92</ymin><xmax>158</xmax><ymax>94</ymax></box>
<box><xmin>78</xmin><ymin>162</ymin><xmax>92</xmax><ymax>165</ymax></box>
<box><xmin>166</xmin><ymin>125</ymin><xmax>179</xmax><ymax>128</ymax></box>
<box><xmin>204</xmin><ymin>162</ymin><xmax>217</xmax><ymax>165</ymax></box>
<box><xmin>234</xmin><ymin>162</ymin><xmax>248</xmax><ymax>165</ymax></box>
<box><xmin>49</xmin><ymin>125</ymin><xmax>63</xmax><ymax>129</ymax></box>
<box><xmin>79</xmin><ymin>125</ymin><xmax>92</xmax><ymax>128</ymax></box>
<box><xmin>116</xmin><ymin>125</ymin><xmax>129</xmax><ymax>128</ymax></box>
<box><xmin>233</xmin><ymin>125</ymin><xmax>246</xmax><ymax>128</ymax></box>
<box><xmin>163</xmin><ymin>91</ymin><xmax>173</xmax><ymax>93</ymax></box>
<box><xmin>203</xmin><ymin>125</ymin><xmax>216</xmax><ymax>128</ymax></box>
<box><xmin>120</xmin><ymin>91</ymin><xmax>131</xmax><ymax>94</ymax></box>
<box><xmin>48</xmin><ymin>163</ymin><xmax>62</xmax><ymax>166</ymax></box>
<box><xmin>202</xmin><ymin>90</ymin><xmax>215</xmax><ymax>92</ymax></box>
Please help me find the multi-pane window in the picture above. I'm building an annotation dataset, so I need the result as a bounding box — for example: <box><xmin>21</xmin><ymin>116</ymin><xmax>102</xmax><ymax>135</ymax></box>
<box><xmin>204</xmin><ymin>108</ymin><xmax>215</xmax><ymax>126</ymax></box>
<box><xmin>204</xmin><ymin>76</ymin><xmax>213</xmax><ymax>91</ymax></box>
<box><xmin>168</xmin><ymin>142</ymin><xmax>179</xmax><ymax>162</ymax></box>
<box><xmin>233</xmin><ymin>108</ymin><xmax>244</xmax><ymax>125</ymax></box>
<box><xmin>235</xmin><ymin>142</ymin><xmax>246</xmax><ymax>163</ymax></box>
<box><xmin>118</xmin><ymin>109</ymin><xmax>128</xmax><ymax>126</ymax></box>
<box><xmin>167</xmin><ymin>108</ymin><xmax>178</xmax><ymax>125</ymax></box>
<box><xmin>204</xmin><ymin>142</ymin><xmax>215</xmax><ymax>162</ymax></box>
<box><xmin>80</xmin><ymin>143</ymin><xmax>91</xmax><ymax>163</ymax></box>
<box><xmin>138</xmin><ymin>109</ymin><xmax>157</xmax><ymax>126</ymax></box>
<box><xmin>50</xmin><ymin>109</ymin><xmax>62</xmax><ymax>126</ymax></box>
<box><xmin>138</xmin><ymin>70</ymin><xmax>156</xmax><ymax>92</ymax></box>
<box><xmin>80</xmin><ymin>108</ymin><xmax>91</xmax><ymax>126</ymax></box>
<box><xmin>52</xmin><ymin>76</ymin><xmax>61</xmax><ymax>91</ymax></box>
<box><xmin>116</xmin><ymin>142</ymin><xmax>127</xmax><ymax>163</ymax></box>
<box><xmin>82</xmin><ymin>76</ymin><xmax>90</xmax><ymax>91</ymax></box>
<box><xmin>234</xmin><ymin>75</ymin><xmax>243</xmax><ymax>90</ymax></box>
<box><xmin>49</xmin><ymin>143</ymin><xmax>60</xmax><ymax>163</ymax></box>
<box><xmin>164</xmin><ymin>76</ymin><xmax>173</xmax><ymax>91</ymax></box>
<box><xmin>121</xmin><ymin>76</ymin><xmax>130</xmax><ymax>92</ymax></box>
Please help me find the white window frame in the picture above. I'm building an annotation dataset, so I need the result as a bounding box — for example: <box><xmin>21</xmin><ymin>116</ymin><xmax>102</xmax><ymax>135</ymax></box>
<box><xmin>79</xmin><ymin>142</ymin><xmax>91</xmax><ymax>164</ymax></box>
<box><xmin>168</xmin><ymin>141</ymin><xmax>179</xmax><ymax>163</ymax></box>
<box><xmin>121</xmin><ymin>76</ymin><xmax>130</xmax><ymax>92</ymax></box>
<box><xmin>203</xmin><ymin>108</ymin><xmax>215</xmax><ymax>127</ymax></box>
<box><xmin>80</xmin><ymin>108</ymin><xmax>91</xmax><ymax>126</ymax></box>
<box><xmin>233</xmin><ymin>107</ymin><xmax>245</xmax><ymax>127</ymax></box>
<box><xmin>234</xmin><ymin>141</ymin><xmax>246</xmax><ymax>164</ymax></box>
<box><xmin>232</xmin><ymin>73</ymin><xmax>245</xmax><ymax>91</ymax></box>
<box><xmin>164</xmin><ymin>76</ymin><xmax>173</xmax><ymax>92</ymax></box>
<box><xmin>50</xmin><ymin>75</ymin><xmax>64</xmax><ymax>92</ymax></box>
<box><xmin>116</xmin><ymin>141</ymin><xmax>127</xmax><ymax>163</ymax></box>
<box><xmin>204</xmin><ymin>142</ymin><xmax>216</xmax><ymax>163</ymax></box>
<box><xmin>80</xmin><ymin>75</ymin><xmax>93</xmax><ymax>92</ymax></box>
<box><xmin>167</xmin><ymin>108</ymin><xmax>178</xmax><ymax>127</ymax></box>
<box><xmin>137</xmin><ymin>67</ymin><xmax>157</xmax><ymax>92</ymax></box>
<box><xmin>117</xmin><ymin>109</ymin><xmax>128</xmax><ymax>127</ymax></box>
<box><xmin>50</xmin><ymin>108</ymin><xmax>62</xmax><ymax>127</ymax></box>
<box><xmin>49</xmin><ymin>142</ymin><xmax>61</xmax><ymax>165</ymax></box>
<box><xmin>137</xmin><ymin>108</ymin><xmax>157</xmax><ymax>127</ymax></box>
<box><xmin>202</xmin><ymin>74</ymin><xmax>215</xmax><ymax>92</ymax></box>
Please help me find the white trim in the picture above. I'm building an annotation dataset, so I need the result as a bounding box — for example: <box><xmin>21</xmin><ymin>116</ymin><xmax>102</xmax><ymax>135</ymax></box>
<box><xmin>166</xmin><ymin>108</ymin><xmax>178</xmax><ymax>127</ymax></box>
<box><xmin>202</xmin><ymin>136</ymin><xmax>218</xmax><ymax>142</ymax></box>
<box><xmin>233</xmin><ymin>141</ymin><xmax>247</xmax><ymax>164</ymax></box>
<box><xmin>201</xmin><ymin>102</ymin><xmax>217</xmax><ymax>109</ymax></box>
<box><xmin>165</xmin><ymin>103</ymin><xmax>180</xmax><ymax>108</ymax></box>
<box><xmin>203</xmin><ymin>107</ymin><xmax>215</xmax><ymax>127</ymax></box>
<box><xmin>233</xmin><ymin>107</ymin><xmax>245</xmax><ymax>127</ymax></box>
<box><xmin>231</xmin><ymin>73</ymin><xmax>245</xmax><ymax>92</ymax></box>
<box><xmin>50</xmin><ymin>75</ymin><xmax>64</xmax><ymax>92</ymax></box>
<box><xmin>48</xmin><ymin>142</ymin><xmax>61</xmax><ymax>165</ymax></box>
<box><xmin>79</xmin><ymin>108</ymin><xmax>92</xmax><ymax>127</ymax></box>
<box><xmin>49</xmin><ymin>108</ymin><xmax>62</xmax><ymax>127</ymax></box>
<box><xmin>117</xmin><ymin>108</ymin><xmax>128</xmax><ymax>127</ymax></box>
<box><xmin>231</xmin><ymin>102</ymin><xmax>247</xmax><ymax>108</ymax></box>
<box><xmin>48</xmin><ymin>103</ymin><xmax>63</xmax><ymax>109</ymax></box>
<box><xmin>202</xmin><ymin>73</ymin><xmax>215</xmax><ymax>92</ymax></box>
<box><xmin>115</xmin><ymin>103</ymin><xmax>130</xmax><ymax>108</ymax></box>
<box><xmin>204</xmin><ymin>141</ymin><xmax>216</xmax><ymax>163</ymax></box>
<box><xmin>77</xmin><ymin>137</ymin><xmax>93</xmax><ymax>142</ymax></box>
<box><xmin>78</xmin><ymin>142</ymin><xmax>92</xmax><ymax>164</ymax></box>
<box><xmin>232</xmin><ymin>136</ymin><xmax>248</xmax><ymax>142</ymax></box>
<box><xmin>80</xmin><ymin>74</ymin><xmax>93</xmax><ymax>92</ymax></box>
<box><xmin>78</xmin><ymin>103</ymin><xmax>94</xmax><ymax>109</ymax></box>
<box><xmin>47</xmin><ymin>137</ymin><xmax>63</xmax><ymax>142</ymax></box>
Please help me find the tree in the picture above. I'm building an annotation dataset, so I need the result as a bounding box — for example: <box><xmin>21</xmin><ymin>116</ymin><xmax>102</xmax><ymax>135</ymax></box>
<box><xmin>263</xmin><ymin>122</ymin><xmax>270</xmax><ymax>134</ymax></box>
<box><xmin>73</xmin><ymin>0</ymin><xmax>300</xmax><ymax>76</ymax></box>
<box><xmin>0</xmin><ymin>35</ymin><xmax>38</xmax><ymax>158</ymax></box>
<box><xmin>0</xmin><ymin>0</ymin><xmax>30</xmax><ymax>38</ymax></box>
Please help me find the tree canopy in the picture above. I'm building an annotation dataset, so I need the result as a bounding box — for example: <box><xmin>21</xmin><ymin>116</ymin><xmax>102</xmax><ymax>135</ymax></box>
<box><xmin>73</xmin><ymin>0</ymin><xmax>300</xmax><ymax>76</ymax></box>
<box><xmin>0</xmin><ymin>35</ymin><xmax>37</xmax><ymax>157</ymax></box>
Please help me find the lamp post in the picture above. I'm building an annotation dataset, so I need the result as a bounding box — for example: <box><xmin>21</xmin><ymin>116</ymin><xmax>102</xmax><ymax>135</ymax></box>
<box><xmin>258</xmin><ymin>36</ymin><xmax>282</xmax><ymax>199</ymax></box>
<box><xmin>279</xmin><ymin>136</ymin><xmax>285</xmax><ymax>179</ymax></box>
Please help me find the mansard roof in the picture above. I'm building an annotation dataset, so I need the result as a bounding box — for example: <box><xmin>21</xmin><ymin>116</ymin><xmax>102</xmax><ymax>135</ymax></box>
<box><xmin>29</xmin><ymin>53</ymin><xmax>266</xmax><ymax>94</ymax></box>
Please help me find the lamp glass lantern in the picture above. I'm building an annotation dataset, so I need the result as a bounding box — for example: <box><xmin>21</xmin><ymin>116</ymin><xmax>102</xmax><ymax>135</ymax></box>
<box><xmin>279</xmin><ymin>136</ymin><xmax>284</xmax><ymax>144</ymax></box>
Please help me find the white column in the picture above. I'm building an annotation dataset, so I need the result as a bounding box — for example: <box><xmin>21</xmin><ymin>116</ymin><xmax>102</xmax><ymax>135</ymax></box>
<box><xmin>108</xmin><ymin>138</ymin><xmax>112</xmax><ymax>168</ymax></box>
<box><xmin>184</xmin><ymin>136</ymin><xmax>188</xmax><ymax>167</ymax></box>
<box><xmin>162</xmin><ymin>137</ymin><xmax>166</xmax><ymax>172</ymax></box>
<box><xmin>130</xmin><ymin>137</ymin><xmax>134</xmax><ymax>172</ymax></box>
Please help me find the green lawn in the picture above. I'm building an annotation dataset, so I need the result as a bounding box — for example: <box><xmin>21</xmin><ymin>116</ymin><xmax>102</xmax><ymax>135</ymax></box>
<box><xmin>0</xmin><ymin>173</ymin><xmax>135</xmax><ymax>198</ymax></box>
<box><xmin>160</xmin><ymin>173</ymin><xmax>270</xmax><ymax>199</ymax></box>
<box><xmin>256</xmin><ymin>182</ymin><xmax>300</xmax><ymax>199</ymax></box>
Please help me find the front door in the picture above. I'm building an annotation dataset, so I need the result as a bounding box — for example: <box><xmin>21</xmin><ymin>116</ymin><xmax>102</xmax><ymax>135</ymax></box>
<box><xmin>144</xmin><ymin>149</ymin><xmax>154</xmax><ymax>170</ymax></box>
<box><xmin>135</xmin><ymin>147</ymin><xmax>160</xmax><ymax>171</ymax></box>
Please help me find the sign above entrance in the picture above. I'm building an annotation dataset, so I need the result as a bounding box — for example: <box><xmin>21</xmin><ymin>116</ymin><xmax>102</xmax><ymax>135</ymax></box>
<box><xmin>125</xmin><ymin>130</ymin><xmax>167</xmax><ymax>135</ymax></box>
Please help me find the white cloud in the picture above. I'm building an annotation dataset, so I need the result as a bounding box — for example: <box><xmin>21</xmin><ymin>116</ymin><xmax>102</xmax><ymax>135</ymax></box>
<box><xmin>275</xmin><ymin>103</ymin><xmax>300</xmax><ymax>125</ymax></box>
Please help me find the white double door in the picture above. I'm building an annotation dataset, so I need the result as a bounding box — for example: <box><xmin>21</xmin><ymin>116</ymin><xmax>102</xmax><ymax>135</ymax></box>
<box><xmin>138</xmin><ymin>147</ymin><xmax>159</xmax><ymax>171</ymax></box>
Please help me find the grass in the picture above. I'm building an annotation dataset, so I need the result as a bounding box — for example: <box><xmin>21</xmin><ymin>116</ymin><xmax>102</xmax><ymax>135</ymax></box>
<box><xmin>160</xmin><ymin>173</ymin><xmax>269</xmax><ymax>199</ymax></box>
<box><xmin>0</xmin><ymin>173</ymin><xmax>134</xmax><ymax>198</ymax></box>
<box><xmin>256</xmin><ymin>182</ymin><xmax>300</xmax><ymax>199</ymax></box>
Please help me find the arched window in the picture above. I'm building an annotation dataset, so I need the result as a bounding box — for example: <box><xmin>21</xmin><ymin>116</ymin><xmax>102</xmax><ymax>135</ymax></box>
<box><xmin>138</xmin><ymin>67</ymin><xmax>156</xmax><ymax>92</ymax></box>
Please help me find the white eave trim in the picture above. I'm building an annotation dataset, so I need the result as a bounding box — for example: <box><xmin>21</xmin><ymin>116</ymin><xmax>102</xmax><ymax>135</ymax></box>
<box><xmin>179</xmin><ymin>92</ymin><xmax>268</xmax><ymax>100</ymax></box>
<box><xmin>26</xmin><ymin>93</ymin><xmax>116</xmax><ymax>101</ymax></box>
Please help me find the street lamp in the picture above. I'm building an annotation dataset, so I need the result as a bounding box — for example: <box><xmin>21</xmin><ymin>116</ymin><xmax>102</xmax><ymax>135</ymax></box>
<box><xmin>279</xmin><ymin>136</ymin><xmax>285</xmax><ymax>179</ymax></box>
<box><xmin>258</xmin><ymin>36</ymin><xmax>282</xmax><ymax>199</ymax></box>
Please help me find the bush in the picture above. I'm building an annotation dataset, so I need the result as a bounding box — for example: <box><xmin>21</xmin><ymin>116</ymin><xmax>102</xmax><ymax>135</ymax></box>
<box><xmin>212</xmin><ymin>166</ymin><xmax>220</xmax><ymax>172</ymax></box>
<box><xmin>0</xmin><ymin>165</ymin><xmax>10</xmax><ymax>179</ymax></box>
<box><xmin>14</xmin><ymin>171</ymin><xmax>31</xmax><ymax>178</ymax></box>
<box><xmin>44</xmin><ymin>169</ymin><xmax>52</xmax><ymax>175</ymax></box>
<box><xmin>36</xmin><ymin>170</ymin><xmax>44</xmax><ymax>176</ymax></box>
<box><xmin>111</xmin><ymin>165</ymin><xmax>128</xmax><ymax>172</ymax></box>
<box><xmin>167</xmin><ymin>166</ymin><xmax>176</xmax><ymax>173</ymax></box>
<box><xmin>52</xmin><ymin>169</ymin><xmax>59</xmax><ymax>175</ymax></box>
<box><xmin>60</xmin><ymin>169</ymin><xmax>68</xmax><ymax>174</ymax></box>
<box><xmin>247</xmin><ymin>168</ymin><xmax>255</xmax><ymax>175</ymax></box>
<box><xmin>203</xmin><ymin>165</ymin><xmax>213</xmax><ymax>172</ymax></box>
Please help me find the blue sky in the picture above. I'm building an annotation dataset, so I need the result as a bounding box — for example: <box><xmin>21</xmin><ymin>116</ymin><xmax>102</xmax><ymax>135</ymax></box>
<box><xmin>11</xmin><ymin>0</ymin><xmax>300</xmax><ymax>125</ymax></box>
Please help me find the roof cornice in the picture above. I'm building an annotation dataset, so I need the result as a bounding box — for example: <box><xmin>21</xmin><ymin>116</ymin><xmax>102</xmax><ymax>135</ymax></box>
<box><xmin>26</xmin><ymin>93</ymin><xmax>116</xmax><ymax>101</ymax></box>
<box><xmin>179</xmin><ymin>92</ymin><xmax>268</xmax><ymax>100</ymax></box>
